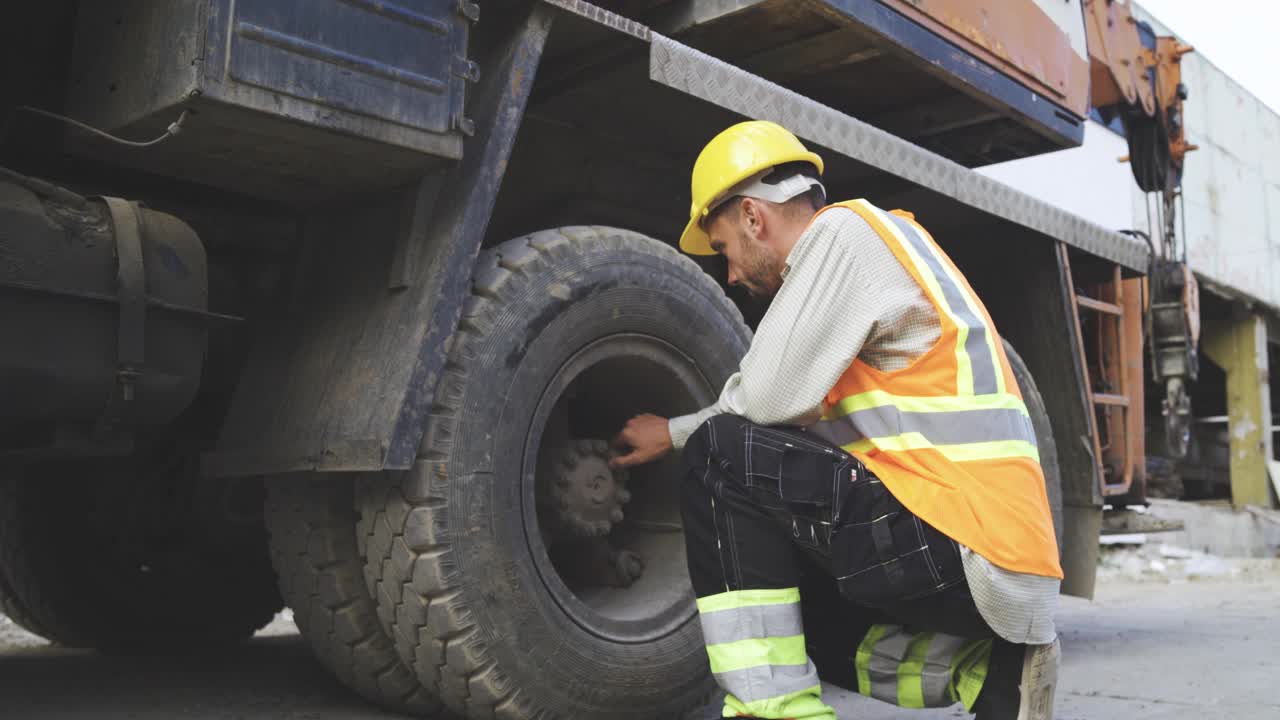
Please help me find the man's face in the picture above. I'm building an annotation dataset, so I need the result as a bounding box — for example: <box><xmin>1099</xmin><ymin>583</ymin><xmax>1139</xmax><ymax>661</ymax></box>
<box><xmin>707</xmin><ymin>201</ymin><xmax>785</xmax><ymax>298</ymax></box>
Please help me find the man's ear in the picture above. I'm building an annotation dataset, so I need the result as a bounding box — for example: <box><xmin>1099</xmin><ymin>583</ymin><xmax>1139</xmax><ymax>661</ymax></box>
<box><xmin>740</xmin><ymin>197</ymin><xmax>765</xmax><ymax>238</ymax></box>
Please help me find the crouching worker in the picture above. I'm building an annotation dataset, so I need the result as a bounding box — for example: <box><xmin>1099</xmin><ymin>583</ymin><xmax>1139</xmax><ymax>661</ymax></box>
<box><xmin>612</xmin><ymin>121</ymin><xmax>1062</xmax><ymax>720</ymax></box>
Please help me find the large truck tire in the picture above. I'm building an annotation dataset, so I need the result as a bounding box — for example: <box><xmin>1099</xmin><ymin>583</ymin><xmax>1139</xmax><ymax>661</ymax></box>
<box><xmin>1002</xmin><ymin>340</ymin><xmax>1065</xmax><ymax>551</ymax></box>
<box><xmin>0</xmin><ymin>468</ymin><xmax>282</xmax><ymax>650</ymax></box>
<box><xmin>0</xmin><ymin>481</ymin><xmax>59</xmax><ymax>642</ymax></box>
<box><xmin>265</xmin><ymin>475</ymin><xmax>449</xmax><ymax>716</ymax></box>
<box><xmin>356</xmin><ymin>227</ymin><xmax>750</xmax><ymax>720</ymax></box>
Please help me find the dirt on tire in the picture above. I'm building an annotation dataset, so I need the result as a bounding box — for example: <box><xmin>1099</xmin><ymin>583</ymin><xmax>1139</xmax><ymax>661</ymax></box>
<box><xmin>356</xmin><ymin>226</ymin><xmax>751</xmax><ymax>720</ymax></box>
<box><xmin>265</xmin><ymin>474</ymin><xmax>451</xmax><ymax>716</ymax></box>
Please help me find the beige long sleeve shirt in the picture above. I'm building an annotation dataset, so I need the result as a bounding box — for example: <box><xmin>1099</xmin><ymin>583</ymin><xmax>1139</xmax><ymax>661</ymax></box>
<box><xmin>670</xmin><ymin>206</ymin><xmax>1058</xmax><ymax>645</ymax></box>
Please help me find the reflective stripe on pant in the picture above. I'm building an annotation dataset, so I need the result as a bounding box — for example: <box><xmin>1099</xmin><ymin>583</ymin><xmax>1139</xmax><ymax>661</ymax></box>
<box><xmin>855</xmin><ymin>624</ymin><xmax>992</xmax><ymax>710</ymax></box>
<box><xmin>680</xmin><ymin>415</ymin><xmax>990</xmax><ymax>719</ymax></box>
<box><xmin>698</xmin><ymin>588</ymin><xmax>834</xmax><ymax>720</ymax></box>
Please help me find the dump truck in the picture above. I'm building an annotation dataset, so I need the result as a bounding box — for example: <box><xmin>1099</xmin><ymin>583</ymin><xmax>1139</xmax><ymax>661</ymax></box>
<box><xmin>0</xmin><ymin>1</ymin><xmax>1199</xmax><ymax>717</ymax></box>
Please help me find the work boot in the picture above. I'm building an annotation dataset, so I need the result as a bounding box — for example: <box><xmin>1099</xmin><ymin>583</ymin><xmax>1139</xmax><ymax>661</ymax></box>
<box><xmin>974</xmin><ymin>637</ymin><xmax>1060</xmax><ymax>720</ymax></box>
<box><xmin>1016</xmin><ymin>637</ymin><xmax>1061</xmax><ymax>719</ymax></box>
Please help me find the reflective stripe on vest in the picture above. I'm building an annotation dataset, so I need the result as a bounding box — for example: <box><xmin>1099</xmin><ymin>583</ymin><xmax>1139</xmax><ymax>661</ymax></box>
<box><xmin>696</xmin><ymin>588</ymin><xmax>835</xmax><ymax>719</ymax></box>
<box><xmin>811</xmin><ymin>392</ymin><xmax>1038</xmax><ymax>461</ymax></box>
<box><xmin>811</xmin><ymin>199</ymin><xmax>1063</xmax><ymax>579</ymax></box>
<box><xmin>854</xmin><ymin>624</ymin><xmax>992</xmax><ymax>710</ymax></box>
<box><xmin>810</xmin><ymin>200</ymin><xmax>1035</xmax><ymax>463</ymax></box>
<box><xmin>879</xmin><ymin>207</ymin><xmax>1003</xmax><ymax>397</ymax></box>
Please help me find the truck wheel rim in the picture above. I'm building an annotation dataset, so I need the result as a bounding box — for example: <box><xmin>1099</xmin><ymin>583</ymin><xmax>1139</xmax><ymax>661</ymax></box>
<box><xmin>520</xmin><ymin>333</ymin><xmax>713</xmax><ymax>644</ymax></box>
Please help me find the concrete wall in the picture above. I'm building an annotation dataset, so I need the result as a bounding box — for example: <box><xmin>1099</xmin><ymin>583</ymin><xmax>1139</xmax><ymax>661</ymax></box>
<box><xmin>977</xmin><ymin>120</ymin><xmax>1133</xmax><ymax>232</ymax></box>
<box><xmin>1148</xmin><ymin>499</ymin><xmax>1280</xmax><ymax>558</ymax></box>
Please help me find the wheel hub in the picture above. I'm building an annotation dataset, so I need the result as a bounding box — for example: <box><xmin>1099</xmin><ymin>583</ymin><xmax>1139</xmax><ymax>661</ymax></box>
<box><xmin>545</xmin><ymin>439</ymin><xmax>631</xmax><ymax>539</ymax></box>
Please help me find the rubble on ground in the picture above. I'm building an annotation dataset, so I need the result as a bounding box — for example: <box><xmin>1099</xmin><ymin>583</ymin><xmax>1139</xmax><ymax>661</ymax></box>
<box><xmin>1098</xmin><ymin>537</ymin><xmax>1280</xmax><ymax>584</ymax></box>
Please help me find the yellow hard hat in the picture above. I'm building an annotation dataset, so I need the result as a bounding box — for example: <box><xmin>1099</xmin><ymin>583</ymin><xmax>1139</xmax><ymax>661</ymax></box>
<box><xmin>679</xmin><ymin>120</ymin><xmax>824</xmax><ymax>255</ymax></box>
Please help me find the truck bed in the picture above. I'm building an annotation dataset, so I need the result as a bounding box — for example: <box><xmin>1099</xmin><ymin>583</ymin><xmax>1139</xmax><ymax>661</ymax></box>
<box><xmin>609</xmin><ymin>0</ymin><xmax>1089</xmax><ymax>167</ymax></box>
<box><xmin>519</xmin><ymin>0</ymin><xmax>1146</xmax><ymax>273</ymax></box>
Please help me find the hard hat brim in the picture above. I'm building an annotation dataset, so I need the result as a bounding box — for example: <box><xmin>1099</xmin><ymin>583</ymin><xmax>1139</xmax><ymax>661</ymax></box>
<box><xmin>679</xmin><ymin>215</ymin><xmax>716</xmax><ymax>256</ymax></box>
<box><xmin>680</xmin><ymin>116</ymin><xmax>825</xmax><ymax>258</ymax></box>
<box><xmin>679</xmin><ymin>153</ymin><xmax>824</xmax><ymax>256</ymax></box>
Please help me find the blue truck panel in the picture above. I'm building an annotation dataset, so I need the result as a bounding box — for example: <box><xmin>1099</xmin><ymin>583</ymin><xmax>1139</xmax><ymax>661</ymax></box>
<box><xmin>224</xmin><ymin>0</ymin><xmax>467</xmax><ymax>134</ymax></box>
<box><xmin>63</xmin><ymin>0</ymin><xmax>476</xmax><ymax>202</ymax></box>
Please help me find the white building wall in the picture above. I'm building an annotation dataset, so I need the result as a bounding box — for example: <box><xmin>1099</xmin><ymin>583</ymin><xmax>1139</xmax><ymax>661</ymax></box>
<box><xmin>977</xmin><ymin>120</ymin><xmax>1133</xmax><ymax>232</ymax></box>
<box><xmin>977</xmin><ymin>4</ymin><xmax>1280</xmax><ymax>312</ymax></box>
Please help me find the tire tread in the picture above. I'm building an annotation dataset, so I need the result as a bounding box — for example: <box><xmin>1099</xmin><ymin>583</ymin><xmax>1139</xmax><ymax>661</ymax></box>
<box><xmin>265</xmin><ymin>475</ymin><xmax>448</xmax><ymax>716</ymax></box>
<box><xmin>358</xmin><ymin>227</ymin><xmax>743</xmax><ymax>719</ymax></box>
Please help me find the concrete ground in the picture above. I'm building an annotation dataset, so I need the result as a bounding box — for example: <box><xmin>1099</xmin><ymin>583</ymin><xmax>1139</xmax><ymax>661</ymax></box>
<box><xmin>1</xmin><ymin>553</ymin><xmax>1277</xmax><ymax>719</ymax></box>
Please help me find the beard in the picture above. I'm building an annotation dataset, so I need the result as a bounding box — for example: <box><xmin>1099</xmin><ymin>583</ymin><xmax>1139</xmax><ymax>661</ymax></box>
<box><xmin>735</xmin><ymin>227</ymin><xmax>784</xmax><ymax>298</ymax></box>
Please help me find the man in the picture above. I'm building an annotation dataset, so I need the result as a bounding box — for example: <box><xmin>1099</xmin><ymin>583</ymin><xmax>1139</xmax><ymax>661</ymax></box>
<box><xmin>611</xmin><ymin>121</ymin><xmax>1062</xmax><ymax>720</ymax></box>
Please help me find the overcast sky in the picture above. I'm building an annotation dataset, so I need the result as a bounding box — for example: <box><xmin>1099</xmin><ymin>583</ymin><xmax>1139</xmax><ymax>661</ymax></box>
<box><xmin>1138</xmin><ymin>0</ymin><xmax>1277</xmax><ymax>113</ymax></box>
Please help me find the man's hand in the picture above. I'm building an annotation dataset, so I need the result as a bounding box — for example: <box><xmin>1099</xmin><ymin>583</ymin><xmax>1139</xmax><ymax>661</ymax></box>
<box><xmin>610</xmin><ymin>414</ymin><xmax>673</xmax><ymax>469</ymax></box>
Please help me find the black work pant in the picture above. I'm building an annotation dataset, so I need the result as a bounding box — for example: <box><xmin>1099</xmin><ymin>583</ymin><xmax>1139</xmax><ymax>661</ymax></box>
<box><xmin>679</xmin><ymin>414</ymin><xmax>1021</xmax><ymax>713</ymax></box>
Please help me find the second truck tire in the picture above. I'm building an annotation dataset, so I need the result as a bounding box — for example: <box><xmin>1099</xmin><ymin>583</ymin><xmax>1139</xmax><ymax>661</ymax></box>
<box><xmin>0</xmin><ymin>468</ymin><xmax>282</xmax><ymax>650</ymax></box>
<box><xmin>265</xmin><ymin>475</ymin><xmax>450</xmax><ymax>716</ymax></box>
<box><xmin>1002</xmin><ymin>340</ymin><xmax>1066</xmax><ymax>551</ymax></box>
<box><xmin>356</xmin><ymin>227</ymin><xmax>751</xmax><ymax>720</ymax></box>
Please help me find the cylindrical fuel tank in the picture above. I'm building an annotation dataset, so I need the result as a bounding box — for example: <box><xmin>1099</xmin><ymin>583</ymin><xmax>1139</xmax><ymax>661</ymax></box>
<box><xmin>0</xmin><ymin>177</ymin><xmax>207</xmax><ymax>429</ymax></box>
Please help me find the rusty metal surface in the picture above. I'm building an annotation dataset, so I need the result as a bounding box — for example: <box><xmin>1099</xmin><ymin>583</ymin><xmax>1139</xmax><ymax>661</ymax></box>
<box><xmin>879</xmin><ymin>0</ymin><xmax>1089</xmax><ymax>116</ymax></box>
<box><xmin>1151</xmin><ymin>36</ymin><xmax>1197</xmax><ymax>167</ymax></box>
<box><xmin>646</xmin><ymin>31</ymin><xmax>1150</xmax><ymax>271</ymax></box>
<box><xmin>1058</xmin><ymin>245</ymin><xmax>1108</xmax><ymax>506</ymax></box>
<box><xmin>1079</xmin><ymin>267</ymin><xmax>1139</xmax><ymax>497</ymax></box>
<box><xmin>1084</xmin><ymin>0</ymin><xmax>1156</xmax><ymax>115</ymax></box>
<box><xmin>1120</xmin><ymin>276</ymin><xmax>1147</xmax><ymax>498</ymax></box>
<box><xmin>602</xmin><ymin>0</ymin><xmax>1088</xmax><ymax>163</ymax></box>
<box><xmin>794</xmin><ymin>0</ymin><xmax>1086</xmax><ymax>159</ymax></box>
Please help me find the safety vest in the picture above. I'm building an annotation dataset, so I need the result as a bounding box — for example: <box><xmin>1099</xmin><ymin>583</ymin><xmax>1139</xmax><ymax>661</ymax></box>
<box><xmin>809</xmin><ymin>199</ymin><xmax>1063</xmax><ymax>579</ymax></box>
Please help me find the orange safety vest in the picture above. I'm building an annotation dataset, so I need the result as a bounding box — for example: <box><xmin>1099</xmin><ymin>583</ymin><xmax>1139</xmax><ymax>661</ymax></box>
<box><xmin>809</xmin><ymin>199</ymin><xmax>1063</xmax><ymax>579</ymax></box>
